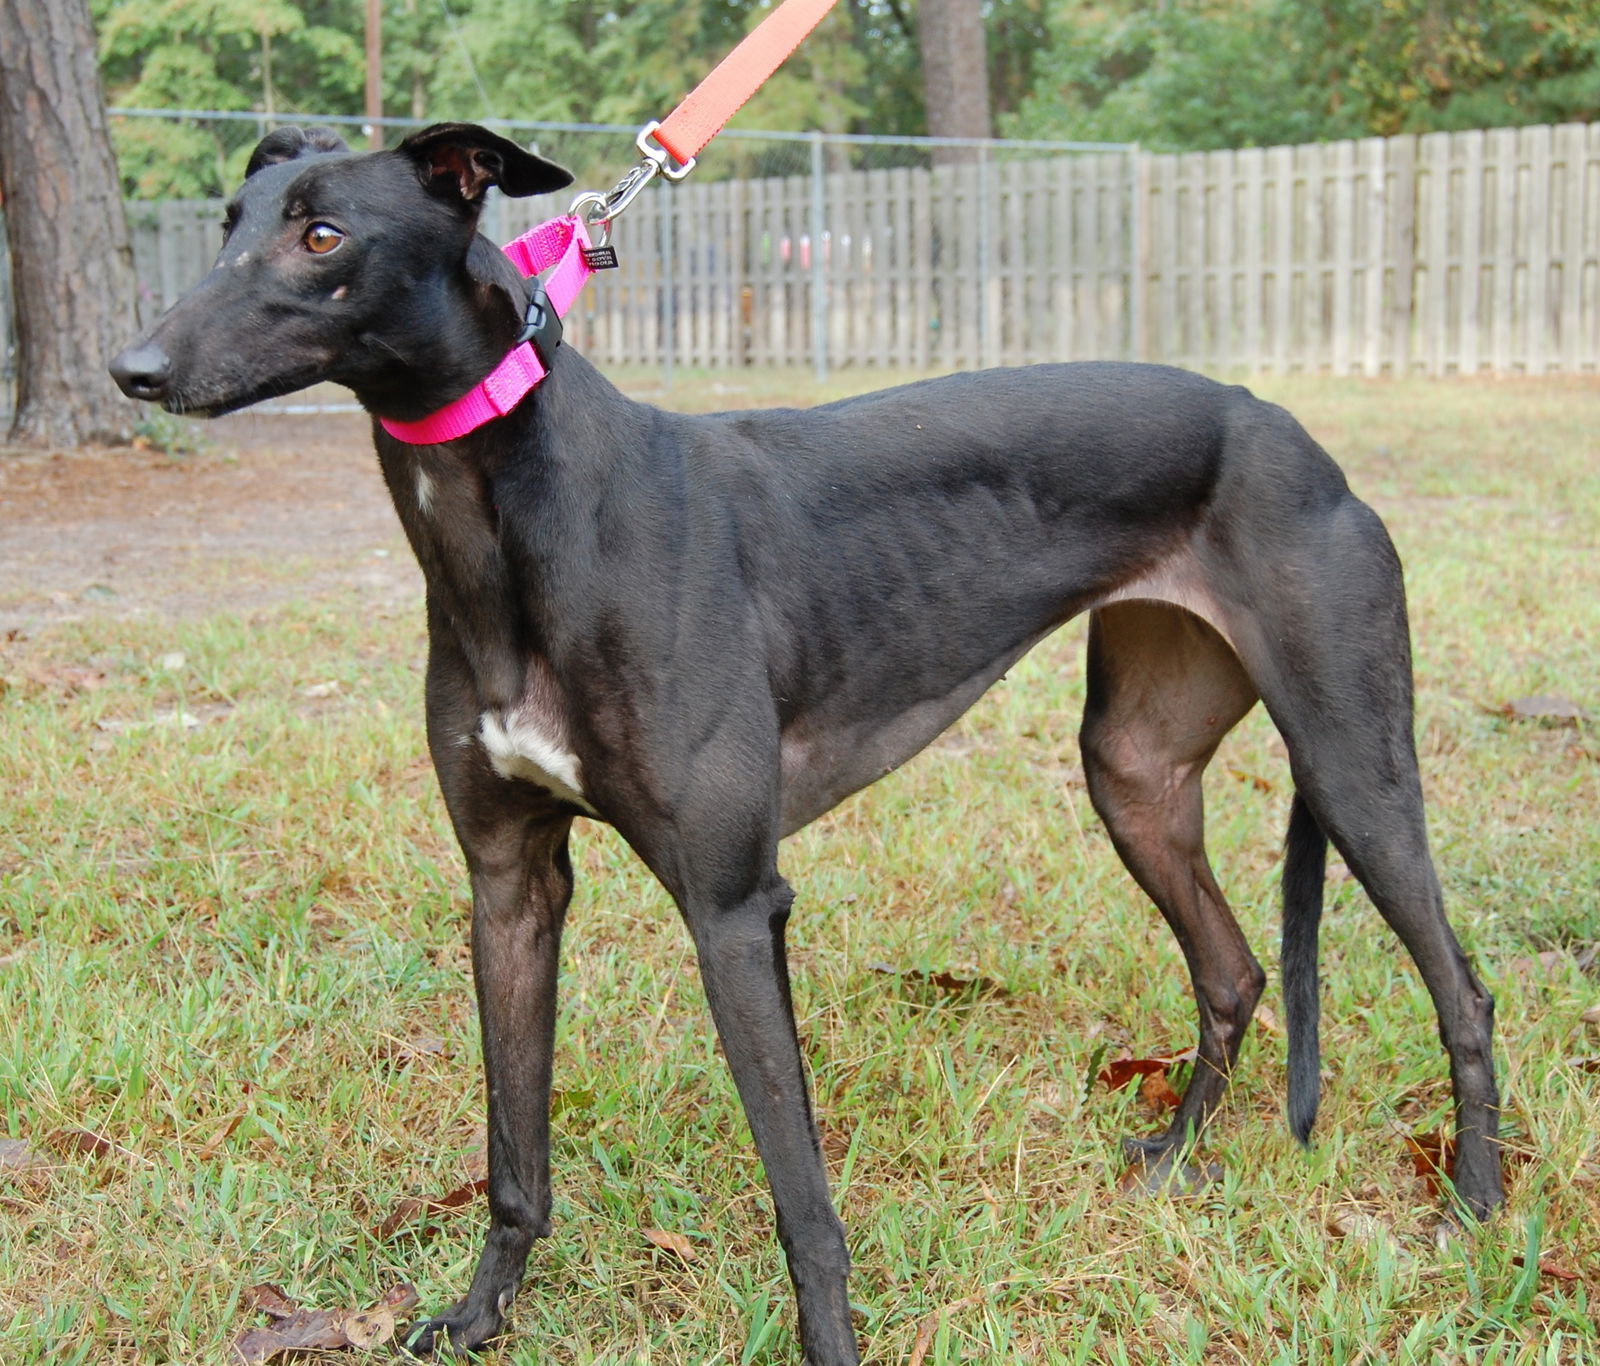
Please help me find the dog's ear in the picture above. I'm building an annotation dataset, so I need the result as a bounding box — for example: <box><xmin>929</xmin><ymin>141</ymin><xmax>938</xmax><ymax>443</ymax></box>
<box><xmin>245</xmin><ymin>125</ymin><xmax>351</xmax><ymax>179</ymax></box>
<box><xmin>399</xmin><ymin>122</ymin><xmax>574</xmax><ymax>202</ymax></box>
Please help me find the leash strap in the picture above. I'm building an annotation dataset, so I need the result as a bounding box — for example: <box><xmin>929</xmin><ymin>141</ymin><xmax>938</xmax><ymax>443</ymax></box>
<box><xmin>379</xmin><ymin>214</ymin><xmax>594</xmax><ymax>445</ymax></box>
<box><xmin>653</xmin><ymin>0</ymin><xmax>840</xmax><ymax>167</ymax></box>
<box><xmin>387</xmin><ymin>0</ymin><xmax>838</xmax><ymax>443</ymax></box>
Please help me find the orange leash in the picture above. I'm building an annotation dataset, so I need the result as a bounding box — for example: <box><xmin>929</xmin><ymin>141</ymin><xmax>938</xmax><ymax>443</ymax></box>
<box><xmin>654</xmin><ymin>0</ymin><xmax>840</xmax><ymax>168</ymax></box>
<box><xmin>570</xmin><ymin>0</ymin><xmax>839</xmax><ymax>239</ymax></box>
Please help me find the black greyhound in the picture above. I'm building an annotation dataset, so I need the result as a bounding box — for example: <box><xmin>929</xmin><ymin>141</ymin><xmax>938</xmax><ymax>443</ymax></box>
<box><xmin>111</xmin><ymin>124</ymin><xmax>1503</xmax><ymax>1363</ymax></box>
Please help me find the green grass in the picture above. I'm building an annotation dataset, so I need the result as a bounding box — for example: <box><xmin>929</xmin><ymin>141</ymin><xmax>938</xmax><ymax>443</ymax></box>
<box><xmin>2</xmin><ymin>373</ymin><xmax>1598</xmax><ymax>1364</ymax></box>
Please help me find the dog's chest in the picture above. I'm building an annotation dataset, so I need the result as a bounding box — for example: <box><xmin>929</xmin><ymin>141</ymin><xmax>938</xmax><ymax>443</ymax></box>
<box><xmin>474</xmin><ymin>661</ymin><xmax>594</xmax><ymax>813</ymax></box>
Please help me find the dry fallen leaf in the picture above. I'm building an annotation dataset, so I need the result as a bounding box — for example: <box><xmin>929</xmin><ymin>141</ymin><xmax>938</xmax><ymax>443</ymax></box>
<box><xmin>1098</xmin><ymin>1049</ymin><xmax>1196</xmax><ymax>1092</ymax></box>
<box><xmin>642</xmin><ymin>1227</ymin><xmax>697</xmax><ymax>1261</ymax></box>
<box><xmin>1537</xmin><ymin>1258</ymin><xmax>1582</xmax><ymax>1283</ymax></box>
<box><xmin>374</xmin><ymin>1034</ymin><xmax>447</xmax><ymax>1069</ymax></box>
<box><xmin>1509</xmin><ymin>950</ymin><xmax>1570</xmax><ymax>983</ymax></box>
<box><xmin>1405</xmin><ymin>1130</ymin><xmax>1455</xmax><ymax>1201</ymax></box>
<box><xmin>1227</xmin><ymin>767</ymin><xmax>1273</xmax><ymax>792</ymax></box>
<box><xmin>230</xmin><ymin>1283</ymin><xmax>418</xmax><ymax>1364</ymax></box>
<box><xmin>197</xmin><ymin>1090</ymin><xmax>254</xmax><ymax>1161</ymax></box>
<box><xmin>242</xmin><ymin>1283</ymin><xmax>298</xmax><ymax>1318</ymax></box>
<box><xmin>819</xmin><ymin>1119</ymin><xmax>853</xmax><ymax>1167</ymax></box>
<box><xmin>1138</xmin><ymin>1070</ymin><xmax>1183</xmax><ymax>1113</ymax></box>
<box><xmin>1498</xmin><ymin>694</ymin><xmax>1590</xmax><ymax>726</ymax></box>
<box><xmin>371</xmin><ymin>1178</ymin><xmax>487</xmax><ymax>1243</ymax></box>
<box><xmin>867</xmin><ymin>961</ymin><xmax>1010</xmax><ymax>1001</ymax></box>
<box><xmin>46</xmin><ymin>1127</ymin><xmax>144</xmax><ymax>1162</ymax></box>
<box><xmin>1327</xmin><ymin>1208</ymin><xmax>1413</xmax><ymax>1263</ymax></box>
<box><xmin>1580</xmin><ymin>1004</ymin><xmax>1600</xmax><ymax>1026</ymax></box>
<box><xmin>0</xmin><ymin>1138</ymin><xmax>52</xmax><ymax>1188</ymax></box>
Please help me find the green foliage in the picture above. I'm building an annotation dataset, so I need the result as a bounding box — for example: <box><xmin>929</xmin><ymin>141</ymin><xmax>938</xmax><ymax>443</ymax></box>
<box><xmin>1006</xmin><ymin>0</ymin><xmax>1600</xmax><ymax>150</ymax></box>
<box><xmin>88</xmin><ymin>1</ymin><xmax>1047</xmax><ymax>199</ymax></box>
<box><xmin>95</xmin><ymin>0</ymin><xmax>363</xmax><ymax>197</ymax></box>
<box><xmin>88</xmin><ymin>0</ymin><xmax>1600</xmax><ymax>197</ymax></box>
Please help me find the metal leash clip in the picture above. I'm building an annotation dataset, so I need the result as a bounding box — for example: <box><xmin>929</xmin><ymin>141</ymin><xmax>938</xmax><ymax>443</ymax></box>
<box><xmin>569</xmin><ymin>120</ymin><xmax>700</xmax><ymax>257</ymax></box>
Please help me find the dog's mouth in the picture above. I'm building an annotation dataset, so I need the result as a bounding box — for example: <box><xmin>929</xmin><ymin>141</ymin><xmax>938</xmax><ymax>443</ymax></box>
<box><xmin>158</xmin><ymin>362</ymin><xmax>336</xmax><ymax>420</ymax></box>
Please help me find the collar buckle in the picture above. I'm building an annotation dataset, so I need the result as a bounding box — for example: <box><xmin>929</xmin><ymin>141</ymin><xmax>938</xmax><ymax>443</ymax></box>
<box><xmin>515</xmin><ymin>279</ymin><xmax>563</xmax><ymax>365</ymax></box>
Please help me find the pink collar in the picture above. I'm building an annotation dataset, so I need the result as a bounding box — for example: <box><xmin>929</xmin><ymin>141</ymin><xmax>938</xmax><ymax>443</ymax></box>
<box><xmin>379</xmin><ymin>214</ymin><xmax>595</xmax><ymax>444</ymax></box>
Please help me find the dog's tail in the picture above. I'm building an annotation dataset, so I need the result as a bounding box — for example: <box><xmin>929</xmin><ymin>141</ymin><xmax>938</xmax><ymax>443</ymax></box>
<box><xmin>1282</xmin><ymin>790</ymin><xmax>1327</xmax><ymax>1144</ymax></box>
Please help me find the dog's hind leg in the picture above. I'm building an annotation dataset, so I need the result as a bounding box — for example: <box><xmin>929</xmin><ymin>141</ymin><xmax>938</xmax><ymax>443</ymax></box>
<box><xmin>1079</xmin><ymin>601</ymin><xmax>1264</xmax><ymax>1185</ymax></box>
<box><xmin>1224</xmin><ymin>507</ymin><xmax>1504</xmax><ymax>1217</ymax></box>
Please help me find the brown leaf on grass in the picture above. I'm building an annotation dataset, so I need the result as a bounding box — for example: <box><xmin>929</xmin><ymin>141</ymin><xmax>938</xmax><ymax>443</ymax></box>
<box><xmin>1565</xmin><ymin>1055</ymin><xmax>1600</xmax><ymax>1074</ymax></box>
<box><xmin>371</xmin><ymin>1178</ymin><xmax>487</xmax><ymax>1243</ymax></box>
<box><xmin>1227</xmin><ymin>767</ymin><xmax>1273</xmax><ymax>793</ymax></box>
<box><xmin>867</xmin><ymin>961</ymin><xmax>1010</xmax><ymax>1001</ymax></box>
<box><xmin>1327</xmin><ymin>1208</ymin><xmax>1413</xmax><ymax>1263</ymax></box>
<box><xmin>374</xmin><ymin>1034</ymin><xmax>447</xmax><ymax>1068</ymax></box>
<box><xmin>1497</xmin><ymin>694</ymin><xmax>1590</xmax><ymax>726</ymax></box>
<box><xmin>0</xmin><ymin>1138</ymin><xmax>52</xmax><ymax>1189</ymax></box>
<box><xmin>229</xmin><ymin>1283</ymin><xmax>418</xmax><ymax>1364</ymax></box>
<box><xmin>1098</xmin><ymin>1048</ymin><xmax>1196</xmax><ymax>1092</ymax></box>
<box><xmin>1509</xmin><ymin>949</ymin><xmax>1570</xmax><ymax>983</ymax></box>
<box><xmin>1537</xmin><ymin>1258</ymin><xmax>1582</xmax><ymax>1283</ymax></box>
<box><xmin>46</xmin><ymin>1127</ymin><xmax>145</xmax><ymax>1163</ymax></box>
<box><xmin>1138</xmin><ymin>1070</ymin><xmax>1183</xmax><ymax>1113</ymax></box>
<box><xmin>1582</xmin><ymin>1004</ymin><xmax>1600</xmax><ymax>1026</ymax></box>
<box><xmin>26</xmin><ymin>663</ymin><xmax>109</xmax><ymax>697</ymax></box>
<box><xmin>197</xmin><ymin>1090</ymin><xmax>254</xmax><ymax>1161</ymax></box>
<box><xmin>642</xmin><ymin>1227</ymin><xmax>697</xmax><ymax>1261</ymax></box>
<box><xmin>906</xmin><ymin>1292</ymin><xmax>988</xmax><ymax>1366</ymax></box>
<box><xmin>1405</xmin><ymin>1130</ymin><xmax>1455</xmax><ymax>1201</ymax></box>
<box><xmin>1509</xmin><ymin>1255</ymin><xmax>1584</xmax><ymax>1284</ymax></box>
<box><xmin>819</xmin><ymin>1119</ymin><xmax>854</xmax><ymax>1167</ymax></box>
<box><xmin>242</xmin><ymin>1283</ymin><xmax>298</xmax><ymax>1318</ymax></box>
<box><xmin>1252</xmin><ymin>1004</ymin><xmax>1281</xmax><ymax>1035</ymax></box>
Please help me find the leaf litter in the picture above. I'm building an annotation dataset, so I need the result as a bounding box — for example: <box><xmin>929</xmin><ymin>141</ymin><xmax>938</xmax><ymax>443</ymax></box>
<box><xmin>230</xmin><ymin>1282</ymin><xmax>419</xmax><ymax>1364</ymax></box>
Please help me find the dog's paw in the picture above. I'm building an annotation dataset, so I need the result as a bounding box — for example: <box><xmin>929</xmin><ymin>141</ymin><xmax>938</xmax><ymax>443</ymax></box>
<box><xmin>1116</xmin><ymin>1136</ymin><xmax>1221</xmax><ymax>1198</ymax></box>
<box><xmin>397</xmin><ymin>1297</ymin><xmax>507</xmax><ymax>1358</ymax></box>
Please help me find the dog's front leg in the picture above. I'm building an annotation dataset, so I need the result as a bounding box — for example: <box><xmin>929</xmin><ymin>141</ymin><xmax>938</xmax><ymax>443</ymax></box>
<box><xmin>408</xmin><ymin>811</ymin><xmax>574</xmax><ymax>1355</ymax></box>
<box><xmin>406</xmin><ymin>639</ymin><xmax>576</xmax><ymax>1355</ymax></box>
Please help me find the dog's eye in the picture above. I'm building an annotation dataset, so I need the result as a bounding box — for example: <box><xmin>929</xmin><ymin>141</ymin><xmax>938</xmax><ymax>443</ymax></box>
<box><xmin>304</xmin><ymin>223</ymin><xmax>345</xmax><ymax>255</ymax></box>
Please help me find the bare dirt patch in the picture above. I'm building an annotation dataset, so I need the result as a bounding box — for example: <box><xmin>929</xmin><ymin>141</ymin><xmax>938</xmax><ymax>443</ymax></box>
<box><xmin>0</xmin><ymin>411</ymin><xmax>420</xmax><ymax>630</ymax></box>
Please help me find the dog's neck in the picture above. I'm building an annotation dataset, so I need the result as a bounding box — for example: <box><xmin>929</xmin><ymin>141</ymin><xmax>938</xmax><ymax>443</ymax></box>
<box><xmin>371</xmin><ymin>343</ymin><xmax>657</xmax><ymax>712</ymax></box>
<box><xmin>351</xmin><ymin>234</ymin><xmax>537</xmax><ymax>424</ymax></box>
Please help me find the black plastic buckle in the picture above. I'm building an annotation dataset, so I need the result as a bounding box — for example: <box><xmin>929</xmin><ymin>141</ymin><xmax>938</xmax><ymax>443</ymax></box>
<box><xmin>516</xmin><ymin>280</ymin><xmax>563</xmax><ymax>365</ymax></box>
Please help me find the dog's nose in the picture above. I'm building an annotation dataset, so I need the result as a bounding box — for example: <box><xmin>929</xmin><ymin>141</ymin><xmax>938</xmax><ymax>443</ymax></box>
<box><xmin>109</xmin><ymin>341</ymin><xmax>172</xmax><ymax>402</ymax></box>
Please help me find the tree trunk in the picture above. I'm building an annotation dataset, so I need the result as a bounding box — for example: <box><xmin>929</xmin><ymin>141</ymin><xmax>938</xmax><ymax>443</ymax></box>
<box><xmin>919</xmin><ymin>0</ymin><xmax>992</xmax><ymax>164</ymax></box>
<box><xmin>0</xmin><ymin>0</ymin><xmax>141</xmax><ymax>448</ymax></box>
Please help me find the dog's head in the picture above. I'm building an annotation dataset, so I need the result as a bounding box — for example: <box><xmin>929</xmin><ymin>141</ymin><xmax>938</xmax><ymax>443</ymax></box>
<box><xmin>110</xmin><ymin>123</ymin><xmax>572</xmax><ymax>420</ymax></box>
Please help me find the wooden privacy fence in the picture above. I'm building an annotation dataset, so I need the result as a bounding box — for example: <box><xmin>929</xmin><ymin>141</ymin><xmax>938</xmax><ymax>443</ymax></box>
<box><xmin>511</xmin><ymin>121</ymin><xmax>1598</xmax><ymax>378</ymax></box>
<box><xmin>1128</xmin><ymin>122</ymin><xmax>1600</xmax><ymax>377</ymax></box>
<box><xmin>7</xmin><ymin>120</ymin><xmax>1595</xmax><ymax>400</ymax></box>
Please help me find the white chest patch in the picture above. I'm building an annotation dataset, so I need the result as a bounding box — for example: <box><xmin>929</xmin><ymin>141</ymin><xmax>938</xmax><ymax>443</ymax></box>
<box><xmin>478</xmin><ymin>710</ymin><xmax>594</xmax><ymax>812</ymax></box>
<box><xmin>415</xmin><ymin>466</ymin><xmax>435</xmax><ymax>517</ymax></box>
